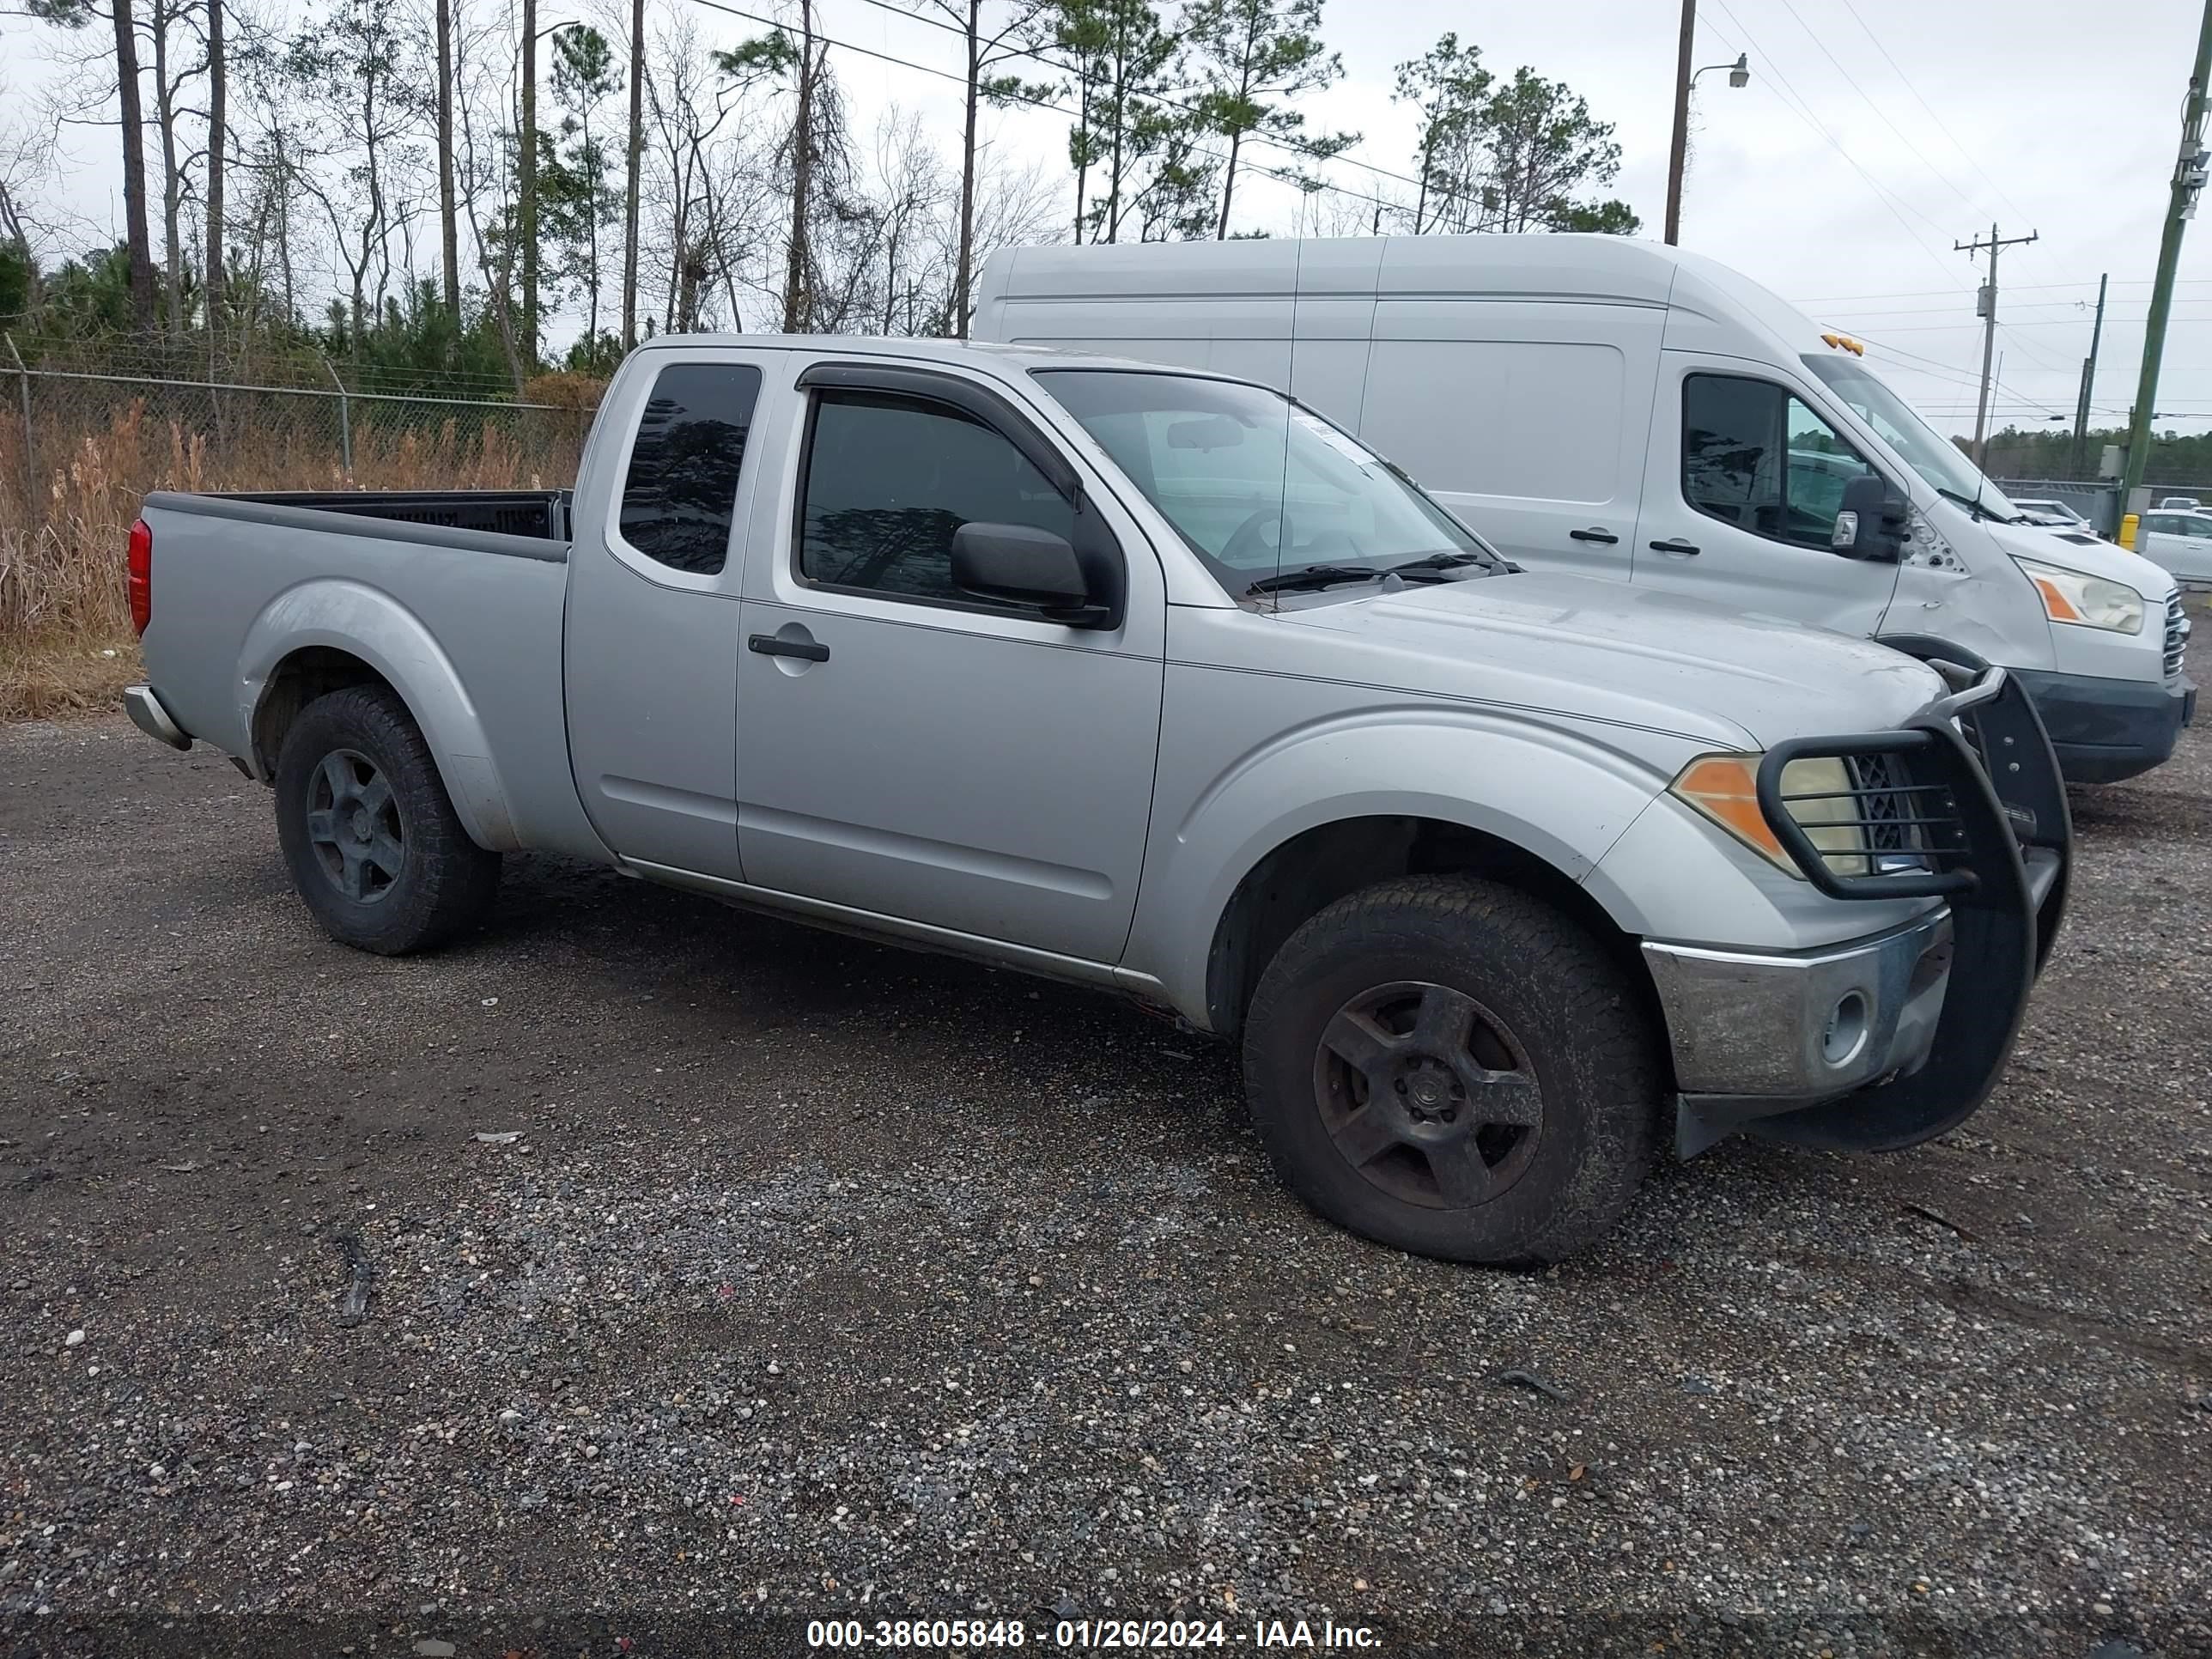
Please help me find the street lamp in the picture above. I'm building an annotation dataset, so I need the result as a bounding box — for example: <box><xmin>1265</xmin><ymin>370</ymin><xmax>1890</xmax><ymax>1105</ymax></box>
<box><xmin>1662</xmin><ymin>0</ymin><xmax>1752</xmax><ymax>246</ymax></box>
<box><xmin>1705</xmin><ymin>52</ymin><xmax>1751</xmax><ymax>91</ymax></box>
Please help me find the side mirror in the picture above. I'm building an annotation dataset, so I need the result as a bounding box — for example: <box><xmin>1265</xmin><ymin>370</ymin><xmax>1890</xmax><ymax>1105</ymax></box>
<box><xmin>1832</xmin><ymin>473</ymin><xmax>1908</xmax><ymax>562</ymax></box>
<box><xmin>951</xmin><ymin>521</ymin><xmax>1113</xmax><ymax>626</ymax></box>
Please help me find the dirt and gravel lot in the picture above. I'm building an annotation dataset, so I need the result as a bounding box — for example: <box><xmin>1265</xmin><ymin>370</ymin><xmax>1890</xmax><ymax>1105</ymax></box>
<box><xmin>1</xmin><ymin>696</ymin><xmax>2207</xmax><ymax>1659</ymax></box>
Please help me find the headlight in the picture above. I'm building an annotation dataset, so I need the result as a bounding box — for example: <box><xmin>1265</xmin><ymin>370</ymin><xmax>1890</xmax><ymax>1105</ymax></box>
<box><xmin>2015</xmin><ymin>556</ymin><xmax>2144</xmax><ymax>634</ymax></box>
<box><xmin>1669</xmin><ymin>753</ymin><xmax>1870</xmax><ymax>879</ymax></box>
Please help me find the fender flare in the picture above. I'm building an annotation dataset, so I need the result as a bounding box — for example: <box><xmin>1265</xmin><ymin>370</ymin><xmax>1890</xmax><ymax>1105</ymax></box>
<box><xmin>239</xmin><ymin>578</ymin><xmax>522</xmax><ymax>851</ymax></box>
<box><xmin>1128</xmin><ymin>709</ymin><xmax>1678</xmax><ymax>1024</ymax></box>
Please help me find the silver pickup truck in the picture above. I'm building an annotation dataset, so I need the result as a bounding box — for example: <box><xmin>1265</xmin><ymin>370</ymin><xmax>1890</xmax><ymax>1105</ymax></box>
<box><xmin>124</xmin><ymin>335</ymin><xmax>2070</xmax><ymax>1264</ymax></box>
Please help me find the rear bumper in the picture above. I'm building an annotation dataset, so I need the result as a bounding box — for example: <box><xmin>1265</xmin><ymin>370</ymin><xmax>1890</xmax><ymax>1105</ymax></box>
<box><xmin>123</xmin><ymin>684</ymin><xmax>192</xmax><ymax>751</ymax></box>
<box><xmin>2012</xmin><ymin>666</ymin><xmax>2194</xmax><ymax>784</ymax></box>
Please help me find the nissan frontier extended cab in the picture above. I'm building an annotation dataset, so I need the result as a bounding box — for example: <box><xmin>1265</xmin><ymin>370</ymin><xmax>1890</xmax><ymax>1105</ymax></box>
<box><xmin>123</xmin><ymin>336</ymin><xmax>2069</xmax><ymax>1265</ymax></box>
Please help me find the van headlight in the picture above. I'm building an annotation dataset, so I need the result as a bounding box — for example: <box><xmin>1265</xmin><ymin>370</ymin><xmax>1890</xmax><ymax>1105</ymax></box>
<box><xmin>2015</xmin><ymin>556</ymin><xmax>2144</xmax><ymax>634</ymax></box>
<box><xmin>1668</xmin><ymin>753</ymin><xmax>1870</xmax><ymax>879</ymax></box>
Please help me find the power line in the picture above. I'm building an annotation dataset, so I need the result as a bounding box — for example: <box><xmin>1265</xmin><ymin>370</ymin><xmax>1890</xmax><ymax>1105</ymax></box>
<box><xmin>1996</xmin><ymin>319</ymin><xmax>2073</xmax><ymax>377</ymax></box>
<box><xmin>1793</xmin><ymin>278</ymin><xmax>2212</xmax><ymax>306</ymax></box>
<box><xmin>831</xmin><ymin>0</ymin><xmax>1507</xmax><ymax>227</ymax></box>
<box><xmin>1700</xmin><ymin>0</ymin><xmax>1964</xmax><ymax>284</ymax></box>
<box><xmin>1842</xmin><ymin>315</ymin><xmax>2212</xmax><ymax>333</ymax></box>
<box><xmin>1771</xmin><ymin>0</ymin><xmax>1985</xmax><ymax>221</ymax></box>
<box><xmin>1832</xmin><ymin>0</ymin><xmax>2039</xmax><ymax>230</ymax></box>
<box><xmin>679</xmin><ymin>0</ymin><xmax>1429</xmax><ymax>226</ymax></box>
<box><xmin>1798</xmin><ymin>297</ymin><xmax>2212</xmax><ymax>319</ymax></box>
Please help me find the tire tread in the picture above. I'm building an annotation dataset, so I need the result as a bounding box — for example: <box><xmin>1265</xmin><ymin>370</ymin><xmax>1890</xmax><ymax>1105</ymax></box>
<box><xmin>275</xmin><ymin>685</ymin><xmax>501</xmax><ymax>955</ymax></box>
<box><xmin>1241</xmin><ymin>874</ymin><xmax>1661</xmax><ymax>1265</ymax></box>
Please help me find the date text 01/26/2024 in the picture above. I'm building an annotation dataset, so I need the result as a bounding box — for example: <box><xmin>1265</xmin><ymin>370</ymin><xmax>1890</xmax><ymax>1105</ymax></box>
<box><xmin>805</xmin><ymin>1618</ymin><xmax>1385</xmax><ymax>1650</ymax></box>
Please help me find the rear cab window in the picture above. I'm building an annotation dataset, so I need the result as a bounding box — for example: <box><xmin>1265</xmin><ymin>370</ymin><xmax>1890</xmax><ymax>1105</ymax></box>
<box><xmin>617</xmin><ymin>362</ymin><xmax>764</xmax><ymax>575</ymax></box>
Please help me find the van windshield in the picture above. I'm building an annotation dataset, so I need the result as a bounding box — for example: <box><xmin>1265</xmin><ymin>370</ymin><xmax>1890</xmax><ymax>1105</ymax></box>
<box><xmin>1802</xmin><ymin>354</ymin><xmax>2022</xmax><ymax>520</ymax></box>
<box><xmin>1035</xmin><ymin>368</ymin><xmax>1495</xmax><ymax>598</ymax></box>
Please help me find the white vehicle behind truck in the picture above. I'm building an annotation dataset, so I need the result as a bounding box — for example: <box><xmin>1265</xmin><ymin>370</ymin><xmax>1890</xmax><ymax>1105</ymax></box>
<box><xmin>975</xmin><ymin>234</ymin><xmax>2194</xmax><ymax>783</ymax></box>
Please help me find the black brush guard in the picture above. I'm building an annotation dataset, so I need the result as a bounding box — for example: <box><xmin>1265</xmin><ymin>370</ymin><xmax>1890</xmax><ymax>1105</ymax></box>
<box><xmin>1732</xmin><ymin>659</ymin><xmax>2070</xmax><ymax>1153</ymax></box>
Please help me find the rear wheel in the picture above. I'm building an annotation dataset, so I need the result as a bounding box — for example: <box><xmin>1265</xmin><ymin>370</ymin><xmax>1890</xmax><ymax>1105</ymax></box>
<box><xmin>1241</xmin><ymin>876</ymin><xmax>1661</xmax><ymax>1265</ymax></box>
<box><xmin>275</xmin><ymin>686</ymin><xmax>500</xmax><ymax>954</ymax></box>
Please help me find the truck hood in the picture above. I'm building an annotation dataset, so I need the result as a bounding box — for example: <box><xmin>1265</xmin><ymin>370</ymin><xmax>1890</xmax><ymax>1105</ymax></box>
<box><xmin>1985</xmin><ymin>519</ymin><xmax>2178</xmax><ymax>599</ymax></box>
<box><xmin>1278</xmin><ymin>568</ymin><xmax>1945</xmax><ymax>751</ymax></box>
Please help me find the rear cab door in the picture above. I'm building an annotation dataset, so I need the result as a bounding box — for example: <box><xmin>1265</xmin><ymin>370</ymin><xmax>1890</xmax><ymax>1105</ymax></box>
<box><xmin>563</xmin><ymin>343</ymin><xmax>787</xmax><ymax>879</ymax></box>
<box><xmin>1632</xmin><ymin>356</ymin><xmax>1903</xmax><ymax>636</ymax></box>
<box><xmin>731</xmin><ymin>354</ymin><xmax>1168</xmax><ymax>966</ymax></box>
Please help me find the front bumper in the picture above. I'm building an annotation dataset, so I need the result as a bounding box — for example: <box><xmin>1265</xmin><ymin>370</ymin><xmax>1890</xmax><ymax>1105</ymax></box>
<box><xmin>1644</xmin><ymin>907</ymin><xmax>1954</xmax><ymax>1110</ymax></box>
<box><xmin>2013</xmin><ymin>666</ymin><xmax>2194</xmax><ymax>784</ymax></box>
<box><xmin>1655</xmin><ymin>662</ymin><xmax>2070</xmax><ymax>1158</ymax></box>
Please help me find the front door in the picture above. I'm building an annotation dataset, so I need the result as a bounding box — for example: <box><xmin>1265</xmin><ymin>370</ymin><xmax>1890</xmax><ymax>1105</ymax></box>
<box><xmin>735</xmin><ymin>366</ymin><xmax>1165</xmax><ymax>966</ymax></box>
<box><xmin>563</xmin><ymin>347</ymin><xmax>781</xmax><ymax>878</ymax></box>
<box><xmin>1633</xmin><ymin>358</ymin><xmax>1903</xmax><ymax>637</ymax></box>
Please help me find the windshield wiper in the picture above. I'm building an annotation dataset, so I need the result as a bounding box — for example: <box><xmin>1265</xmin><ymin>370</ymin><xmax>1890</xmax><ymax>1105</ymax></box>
<box><xmin>1385</xmin><ymin>550</ymin><xmax>1492</xmax><ymax>577</ymax></box>
<box><xmin>1246</xmin><ymin>563</ymin><xmax>1384</xmax><ymax>596</ymax></box>
<box><xmin>1936</xmin><ymin>484</ymin><xmax>2017</xmax><ymax>525</ymax></box>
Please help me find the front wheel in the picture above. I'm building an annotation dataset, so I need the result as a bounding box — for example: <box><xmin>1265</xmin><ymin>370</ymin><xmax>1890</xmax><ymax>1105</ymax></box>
<box><xmin>1240</xmin><ymin>876</ymin><xmax>1662</xmax><ymax>1265</ymax></box>
<box><xmin>274</xmin><ymin>685</ymin><xmax>501</xmax><ymax>955</ymax></box>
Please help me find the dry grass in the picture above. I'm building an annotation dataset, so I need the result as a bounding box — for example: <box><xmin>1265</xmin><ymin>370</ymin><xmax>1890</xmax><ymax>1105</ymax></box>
<box><xmin>0</xmin><ymin>398</ymin><xmax>588</xmax><ymax>722</ymax></box>
<box><xmin>0</xmin><ymin>627</ymin><xmax>143</xmax><ymax>721</ymax></box>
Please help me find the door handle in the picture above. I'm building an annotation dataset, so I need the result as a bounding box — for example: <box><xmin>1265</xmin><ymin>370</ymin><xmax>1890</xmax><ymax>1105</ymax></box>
<box><xmin>1649</xmin><ymin>538</ymin><xmax>1701</xmax><ymax>556</ymax></box>
<box><xmin>748</xmin><ymin>632</ymin><xmax>830</xmax><ymax>662</ymax></box>
<box><xmin>1568</xmin><ymin>526</ymin><xmax>1620</xmax><ymax>544</ymax></box>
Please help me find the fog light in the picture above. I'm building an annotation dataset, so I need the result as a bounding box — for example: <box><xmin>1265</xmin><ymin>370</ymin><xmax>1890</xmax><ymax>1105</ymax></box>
<box><xmin>1822</xmin><ymin>992</ymin><xmax>1870</xmax><ymax>1067</ymax></box>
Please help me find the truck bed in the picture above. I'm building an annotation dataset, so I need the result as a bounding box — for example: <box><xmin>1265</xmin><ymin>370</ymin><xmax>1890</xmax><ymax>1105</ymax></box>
<box><xmin>216</xmin><ymin>489</ymin><xmax>571</xmax><ymax>541</ymax></box>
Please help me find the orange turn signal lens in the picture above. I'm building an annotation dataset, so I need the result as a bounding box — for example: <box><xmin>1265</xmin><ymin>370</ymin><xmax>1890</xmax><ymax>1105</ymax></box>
<box><xmin>1670</xmin><ymin>753</ymin><xmax>1791</xmax><ymax>871</ymax></box>
<box><xmin>2027</xmin><ymin>572</ymin><xmax>2081</xmax><ymax>623</ymax></box>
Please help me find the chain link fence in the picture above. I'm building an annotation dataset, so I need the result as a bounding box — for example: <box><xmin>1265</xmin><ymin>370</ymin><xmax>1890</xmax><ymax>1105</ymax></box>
<box><xmin>1</xmin><ymin>343</ymin><xmax>598</xmax><ymax>645</ymax></box>
<box><xmin>2</xmin><ymin>349</ymin><xmax>595</xmax><ymax>512</ymax></box>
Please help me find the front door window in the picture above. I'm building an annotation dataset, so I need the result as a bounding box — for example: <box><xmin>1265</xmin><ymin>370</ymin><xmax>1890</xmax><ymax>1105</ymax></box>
<box><xmin>1683</xmin><ymin>374</ymin><xmax>1881</xmax><ymax>552</ymax></box>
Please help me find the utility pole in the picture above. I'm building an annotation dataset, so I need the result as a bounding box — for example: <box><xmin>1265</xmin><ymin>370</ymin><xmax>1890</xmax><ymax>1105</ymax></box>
<box><xmin>2121</xmin><ymin>0</ymin><xmax>2212</xmax><ymax>506</ymax></box>
<box><xmin>2071</xmin><ymin>272</ymin><xmax>2107</xmax><ymax>477</ymax></box>
<box><xmin>1956</xmin><ymin>223</ymin><xmax>2039</xmax><ymax>466</ymax></box>
<box><xmin>623</xmin><ymin>0</ymin><xmax>644</xmax><ymax>350</ymax></box>
<box><xmin>520</xmin><ymin>0</ymin><xmax>539</xmax><ymax>369</ymax></box>
<box><xmin>1663</xmin><ymin>0</ymin><xmax>1696</xmax><ymax>246</ymax></box>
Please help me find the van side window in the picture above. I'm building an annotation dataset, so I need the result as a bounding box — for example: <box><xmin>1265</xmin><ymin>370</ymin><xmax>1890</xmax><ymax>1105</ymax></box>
<box><xmin>799</xmin><ymin>390</ymin><xmax>1075</xmax><ymax>605</ymax></box>
<box><xmin>1682</xmin><ymin>374</ymin><xmax>1880</xmax><ymax>552</ymax></box>
<box><xmin>618</xmin><ymin>362</ymin><xmax>763</xmax><ymax>575</ymax></box>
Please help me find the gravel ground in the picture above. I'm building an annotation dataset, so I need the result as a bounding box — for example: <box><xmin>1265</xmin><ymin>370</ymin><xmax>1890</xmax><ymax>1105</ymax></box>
<box><xmin>1</xmin><ymin>694</ymin><xmax>2208</xmax><ymax>1658</ymax></box>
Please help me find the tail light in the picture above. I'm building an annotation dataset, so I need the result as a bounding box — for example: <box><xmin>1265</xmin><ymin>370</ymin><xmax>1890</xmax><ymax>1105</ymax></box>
<box><xmin>127</xmin><ymin>518</ymin><xmax>152</xmax><ymax>635</ymax></box>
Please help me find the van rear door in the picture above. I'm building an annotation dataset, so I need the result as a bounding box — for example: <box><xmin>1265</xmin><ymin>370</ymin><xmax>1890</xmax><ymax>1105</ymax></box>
<box><xmin>1352</xmin><ymin>299</ymin><xmax>1662</xmax><ymax>584</ymax></box>
<box><xmin>1632</xmin><ymin>356</ymin><xmax>1903</xmax><ymax>635</ymax></box>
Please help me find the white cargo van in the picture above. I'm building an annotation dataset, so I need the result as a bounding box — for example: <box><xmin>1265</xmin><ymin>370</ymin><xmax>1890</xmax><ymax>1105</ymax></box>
<box><xmin>975</xmin><ymin>235</ymin><xmax>2195</xmax><ymax>782</ymax></box>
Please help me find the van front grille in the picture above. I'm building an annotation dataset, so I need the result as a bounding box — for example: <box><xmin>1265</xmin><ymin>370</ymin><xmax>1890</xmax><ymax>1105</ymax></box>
<box><xmin>2166</xmin><ymin>591</ymin><xmax>2189</xmax><ymax>680</ymax></box>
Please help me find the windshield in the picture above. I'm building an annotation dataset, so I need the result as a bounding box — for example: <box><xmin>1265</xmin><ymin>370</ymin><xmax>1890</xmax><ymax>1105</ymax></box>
<box><xmin>1034</xmin><ymin>368</ymin><xmax>1488</xmax><ymax>596</ymax></box>
<box><xmin>1802</xmin><ymin>354</ymin><xmax>2021</xmax><ymax>520</ymax></box>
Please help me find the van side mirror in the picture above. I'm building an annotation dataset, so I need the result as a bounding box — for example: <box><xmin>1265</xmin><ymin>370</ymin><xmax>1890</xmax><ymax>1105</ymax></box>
<box><xmin>1832</xmin><ymin>474</ymin><xmax>1908</xmax><ymax>563</ymax></box>
<box><xmin>951</xmin><ymin>521</ymin><xmax>1114</xmax><ymax>627</ymax></box>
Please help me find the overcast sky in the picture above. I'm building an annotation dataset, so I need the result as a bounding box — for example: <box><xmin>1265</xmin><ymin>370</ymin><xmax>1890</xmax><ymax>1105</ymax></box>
<box><xmin>6</xmin><ymin>0</ymin><xmax>2209</xmax><ymax>440</ymax></box>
